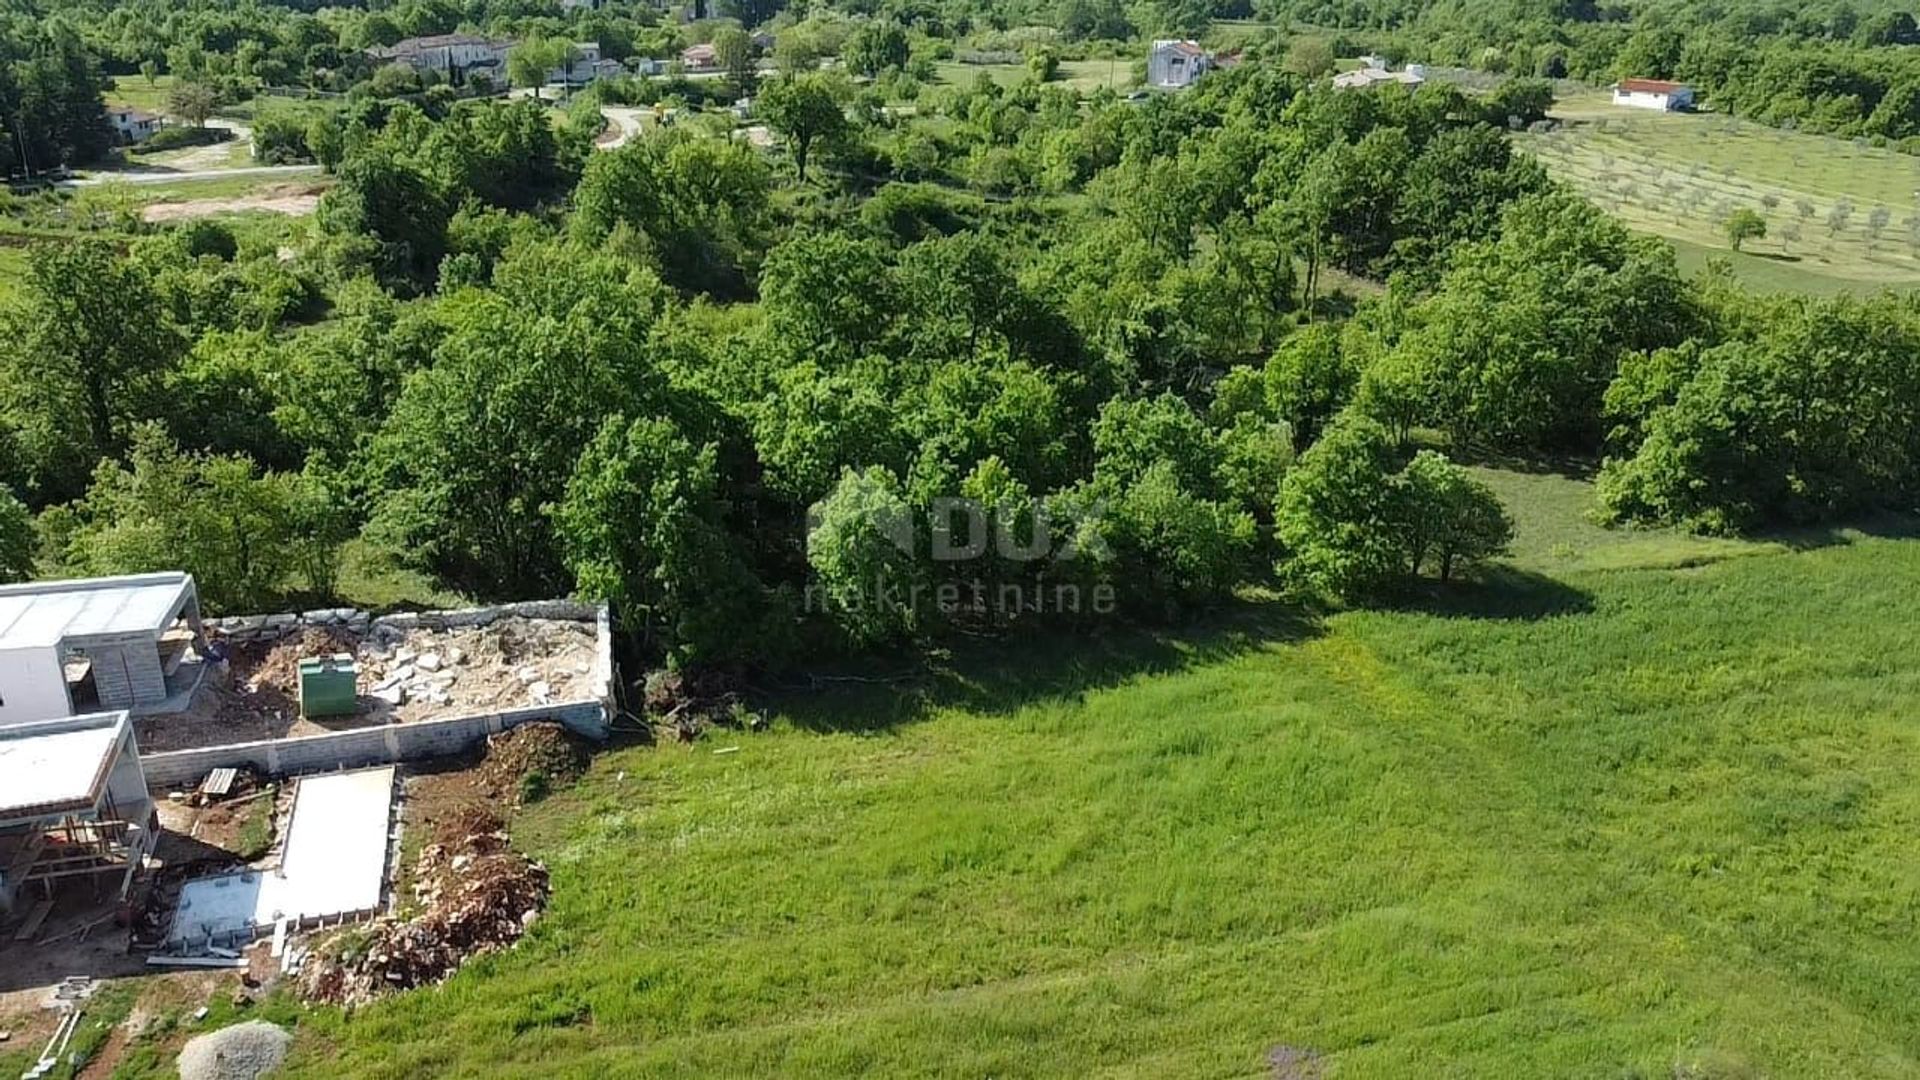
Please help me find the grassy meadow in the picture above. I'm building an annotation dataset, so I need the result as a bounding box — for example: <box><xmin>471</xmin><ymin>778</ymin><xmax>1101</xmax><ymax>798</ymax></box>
<box><xmin>930</xmin><ymin>58</ymin><xmax>1136</xmax><ymax>93</ymax></box>
<box><xmin>263</xmin><ymin>467</ymin><xmax>1920</xmax><ymax>1079</ymax></box>
<box><xmin>1522</xmin><ymin>91</ymin><xmax>1920</xmax><ymax>294</ymax></box>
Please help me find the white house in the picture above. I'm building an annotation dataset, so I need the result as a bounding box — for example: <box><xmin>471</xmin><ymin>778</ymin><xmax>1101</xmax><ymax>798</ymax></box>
<box><xmin>365</xmin><ymin>33</ymin><xmax>514</xmax><ymax>80</ymax></box>
<box><xmin>1148</xmin><ymin>40</ymin><xmax>1211</xmax><ymax>89</ymax></box>
<box><xmin>108</xmin><ymin>106</ymin><xmax>161</xmax><ymax>144</ymax></box>
<box><xmin>1612</xmin><ymin>78</ymin><xmax>1693</xmax><ymax>111</ymax></box>
<box><xmin>0</xmin><ymin>573</ymin><xmax>208</xmax><ymax>727</ymax></box>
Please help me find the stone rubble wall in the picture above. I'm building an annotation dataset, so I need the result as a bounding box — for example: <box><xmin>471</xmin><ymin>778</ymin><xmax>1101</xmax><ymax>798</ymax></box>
<box><xmin>203</xmin><ymin>600</ymin><xmax>604</xmax><ymax>646</ymax></box>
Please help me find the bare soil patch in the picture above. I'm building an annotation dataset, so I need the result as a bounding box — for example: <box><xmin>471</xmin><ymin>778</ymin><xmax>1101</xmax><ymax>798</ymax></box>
<box><xmin>141</xmin><ymin>183</ymin><xmax>325</xmax><ymax>222</ymax></box>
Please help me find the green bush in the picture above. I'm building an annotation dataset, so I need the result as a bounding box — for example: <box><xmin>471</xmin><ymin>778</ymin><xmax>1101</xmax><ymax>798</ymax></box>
<box><xmin>131</xmin><ymin>125</ymin><xmax>231</xmax><ymax>154</ymax></box>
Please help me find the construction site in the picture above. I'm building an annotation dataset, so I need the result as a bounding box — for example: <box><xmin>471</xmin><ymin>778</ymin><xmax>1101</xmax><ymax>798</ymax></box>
<box><xmin>0</xmin><ymin>574</ymin><xmax>617</xmax><ymax>1079</ymax></box>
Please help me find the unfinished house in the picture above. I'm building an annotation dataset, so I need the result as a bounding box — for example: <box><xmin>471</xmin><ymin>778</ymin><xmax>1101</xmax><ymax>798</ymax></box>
<box><xmin>0</xmin><ymin>573</ymin><xmax>210</xmax><ymax>726</ymax></box>
<box><xmin>0</xmin><ymin>711</ymin><xmax>156</xmax><ymax>917</ymax></box>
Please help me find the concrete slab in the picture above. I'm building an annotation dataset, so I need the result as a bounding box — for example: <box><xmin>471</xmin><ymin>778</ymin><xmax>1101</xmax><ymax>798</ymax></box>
<box><xmin>0</xmin><ymin>719</ymin><xmax>120</xmax><ymax>819</ymax></box>
<box><xmin>167</xmin><ymin>767</ymin><xmax>394</xmax><ymax>947</ymax></box>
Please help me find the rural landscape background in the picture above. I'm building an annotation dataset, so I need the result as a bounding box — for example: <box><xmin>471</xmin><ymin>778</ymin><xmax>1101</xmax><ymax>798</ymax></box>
<box><xmin>3</xmin><ymin>0</ymin><xmax>1920</xmax><ymax>1075</ymax></box>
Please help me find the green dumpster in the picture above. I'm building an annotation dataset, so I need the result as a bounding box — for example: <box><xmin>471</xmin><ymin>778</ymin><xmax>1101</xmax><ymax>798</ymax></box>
<box><xmin>299</xmin><ymin>653</ymin><xmax>359</xmax><ymax>718</ymax></box>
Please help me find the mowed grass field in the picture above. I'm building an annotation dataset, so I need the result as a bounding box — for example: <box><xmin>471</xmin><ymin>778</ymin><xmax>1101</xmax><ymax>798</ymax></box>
<box><xmin>273</xmin><ymin>468</ymin><xmax>1920</xmax><ymax>1078</ymax></box>
<box><xmin>1521</xmin><ymin>91</ymin><xmax>1920</xmax><ymax>294</ymax></box>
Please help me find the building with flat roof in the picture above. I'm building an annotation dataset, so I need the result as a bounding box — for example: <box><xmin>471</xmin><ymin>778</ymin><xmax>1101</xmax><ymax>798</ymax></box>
<box><xmin>0</xmin><ymin>711</ymin><xmax>154</xmax><ymax>913</ymax></box>
<box><xmin>1612</xmin><ymin>78</ymin><xmax>1693</xmax><ymax>112</ymax></box>
<box><xmin>0</xmin><ymin>573</ymin><xmax>209</xmax><ymax>727</ymax></box>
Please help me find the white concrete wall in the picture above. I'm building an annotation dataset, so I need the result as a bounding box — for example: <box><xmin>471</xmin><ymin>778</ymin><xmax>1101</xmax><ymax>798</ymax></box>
<box><xmin>140</xmin><ymin>699</ymin><xmax>609</xmax><ymax>789</ymax></box>
<box><xmin>0</xmin><ymin>645</ymin><xmax>73</xmax><ymax>727</ymax></box>
<box><xmin>1614</xmin><ymin>89</ymin><xmax>1689</xmax><ymax>111</ymax></box>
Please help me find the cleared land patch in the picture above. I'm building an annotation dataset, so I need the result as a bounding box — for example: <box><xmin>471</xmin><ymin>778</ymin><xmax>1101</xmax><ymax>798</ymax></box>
<box><xmin>1521</xmin><ymin>91</ymin><xmax>1920</xmax><ymax>293</ymax></box>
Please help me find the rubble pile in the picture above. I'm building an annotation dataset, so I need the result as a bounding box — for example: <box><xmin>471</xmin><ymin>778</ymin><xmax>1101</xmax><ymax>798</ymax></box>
<box><xmin>357</xmin><ymin>617</ymin><xmax>597</xmax><ymax>713</ymax></box>
<box><xmin>236</xmin><ymin>627</ymin><xmax>359</xmax><ymax>689</ymax></box>
<box><xmin>643</xmin><ymin>669</ymin><xmax>764</xmax><ymax>742</ymax></box>
<box><xmin>298</xmin><ymin>809</ymin><xmax>549</xmax><ymax>1006</ymax></box>
<box><xmin>476</xmin><ymin>722</ymin><xmax>591</xmax><ymax>798</ymax></box>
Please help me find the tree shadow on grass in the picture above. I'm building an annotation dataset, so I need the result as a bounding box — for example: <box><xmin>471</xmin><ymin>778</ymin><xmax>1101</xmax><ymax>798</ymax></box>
<box><xmin>1752</xmin><ymin>512</ymin><xmax>1920</xmax><ymax>553</ymax></box>
<box><xmin>1446</xmin><ymin>447</ymin><xmax>1601</xmax><ymax>481</ymax></box>
<box><xmin>1376</xmin><ymin>565</ymin><xmax>1596</xmax><ymax>622</ymax></box>
<box><xmin>771</xmin><ymin>599</ymin><xmax>1324</xmax><ymax>736</ymax></box>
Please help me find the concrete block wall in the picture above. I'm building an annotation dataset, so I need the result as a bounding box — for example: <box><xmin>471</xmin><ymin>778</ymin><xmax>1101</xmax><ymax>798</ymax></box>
<box><xmin>92</xmin><ymin>647</ymin><xmax>134</xmax><ymax>709</ymax></box>
<box><xmin>140</xmin><ymin>699</ymin><xmax>608</xmax><ymax>790</ymax></box>
<box><xmin>125</xmin><ymin>645</ymin><xmax>168</xmax><ymax>704</ymax></box>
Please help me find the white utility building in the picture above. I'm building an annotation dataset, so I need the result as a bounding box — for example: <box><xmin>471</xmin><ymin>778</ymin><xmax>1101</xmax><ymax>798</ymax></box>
<box><xmin>0</xmin><ymin>711</ymin><xmax>155</xmax><ymax>913</ymax></box>
<box><xmin>1612</xmin><ymin>78</ymin><xmax>1694</xmax><ymax>111</ymax></box>
<box><xmin>0</xmin><ymin>573</ymin><xmax>209</xmax><ymax>727</ymax></box>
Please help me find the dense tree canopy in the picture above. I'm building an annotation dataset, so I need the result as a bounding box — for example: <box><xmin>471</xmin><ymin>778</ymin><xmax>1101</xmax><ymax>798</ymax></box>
<box><xmin>0</xmin><ymin>4</ymin><xmax>1900</xmax><ymax>669</ymax></box>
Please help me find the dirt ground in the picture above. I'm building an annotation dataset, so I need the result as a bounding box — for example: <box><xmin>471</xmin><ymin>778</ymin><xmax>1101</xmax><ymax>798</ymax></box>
<box><xmin>136</xmin><ymin>617</ymin><xmax>599</xmax><ymax>753</ymax></box>
<box><xmin>0</xmin><ymin>735</ymin><xmax>580</xmax><ymax>1075</ymax></box>
<box><xmin>141</xmin><ymin>183</ymin><xmax>324</xmax><ymax>222</ymax></box>
<box><xmin>0</xmin><ymin>892</ymin><xmax>147</xmax><ymax>998</ymax></box>
<box><xmin>150</xmin><ymin>784</ymin><xmax>284</xmax><ymax>864</ymax></box>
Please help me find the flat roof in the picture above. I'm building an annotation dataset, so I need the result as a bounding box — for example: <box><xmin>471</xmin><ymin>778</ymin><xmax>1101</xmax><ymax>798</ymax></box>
<box><xmin>0</xmin><ymin>573</ymin><xmax>194</xmax><ymax>650</ymax></box>
<box><xmin>0</xmin><ymin>712</ymin><xmax>129</xmax><ymax>818</ymax></box>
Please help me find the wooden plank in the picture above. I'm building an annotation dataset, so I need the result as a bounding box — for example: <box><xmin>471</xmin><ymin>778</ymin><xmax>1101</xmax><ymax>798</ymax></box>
<box><xmin>13</xmin><ymin>899</ymin><xmax>53</xmax><ymax>941</ymax></box>
<box><xmin>201</xmin><ymin>768</ymin><xmax>237</xmax><ymax>798</ymax></box>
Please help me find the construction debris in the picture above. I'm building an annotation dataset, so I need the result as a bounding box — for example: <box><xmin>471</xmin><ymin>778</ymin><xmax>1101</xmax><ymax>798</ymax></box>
<box><xmin>21</xmin><ymin>1008</ymin><xmax>80</xmax><ymax>1080</ymax></box>
<box><xmin>641</xmin><ymin>668</ymin><xmax>763</xmax><ymax>742</ymax></box>
<box><xmin>176</xmin><ymin>1020</ymin><xmax>292</xmax><ymax>1080</ymax></box>
<box><xmin>475</xmin><ymin>723</ymin><xmax>589</xmax><ymax>802</ymax></box>
<box><xmin>138</xmin><ymin>617</ymin><xmax>600</xmax><ymax>752</ymax></box>
<box><xmin>297</xmin><ymin>808</ymin><xmax>548</xmax><ymax>1006</ymax></box>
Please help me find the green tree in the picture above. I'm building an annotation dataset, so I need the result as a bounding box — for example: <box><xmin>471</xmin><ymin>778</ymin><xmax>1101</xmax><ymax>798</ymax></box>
<box><xmin>1289</xmin><ymin>144</ymin><xmax>1350</xmax><ymax>312</ymax></box>
<box><xmin>1482</xmin><ymin>77</ymin><xmax>1554</xmax><ymax>127</ymax></box>
<box><xmin>1396</xmin><ymin>450</ymin><xmax>1513</xmax><ymax>581</ymax></box>
<box><xmin>306</xmin><ymin>114</ymin><xmax>344</xmax><ymax>170</ymax></box>
<box><xmin>368</xmin><ymin>242</ymin><xmax>676</xmax><ymax>597</ymax></box>
<box><xmin>1264</xmin><ymin>325</ymin><xmax>1359</xmax><ymax>451</ymax></box>
<box><xmin>554</xmin><ymin>416</ymin><xmax>772</xmax><ymax>664</ymax></box>
<box><xmin>759</xmin><ymin>229</ymin><xmax>894</xmax><ymax>358</ymax></box>
<box><xmin>572</xmin><ymin>134</ymin><xmax>772</xmax><ymax>294</ymax></box>
<box><xmin>1274</xmin><ymin>412</ymin><xmax>1405</xmax><ymax>600</ymax></box>
<box><xmin>506</xmin><ymin>38</ymin><xmax>567</xmax><ymax>94</ymax></box>
<box><xmin>713</xmin><ymin>26</ymin><xmax>757</xmax><ymax>98</ymax></box>
<box><xmin>844</xmin><ymin>21</ymin><xmax>910</xmax><ymax>78</ymax></box>
<box><xmin>315</xmin><ymin>148</ymin><xmax>450</xmax><ymax>296</ymax></box>
<box><xmin>1027</xmin><ymin>48</ymin><xmax>1061</xmax><ymax>84</ymax></box>
<box><xmin>759</xmin><ymin>73</ymin><xmax>847</xmax><ymax>183</ymax></box>
<box><xmin>1724</xmin><ymin>207</ymin><xmax>1767</xmax><ymax>252</ymax></box>
<box><xmin>62</xmin><ymin>424</ymin><xmax>319</xmax><ymax>613</ymax></box>
<box><xmin>1283</xmin><ymin>37</ymin><xmax>1335</xmax><ymax>79</ymax></box>
<box><xmin>0</xmin><ymin>487</ymin><xmax>33</xmax><ymax>583</ymax></box>
<box><xmin>0</xmin><ymin>238</ymin><xmax>181</xmax><ymax>500</ymax></box>
<box><xmin>167</xmin><ymin>81</ymin><xmax>218</xmax><ymax>128</ymax></box>
<box><xmin>805</xmin><ymin>466</ymin><xmax>922</xmax><ymax>647</ymax></box>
